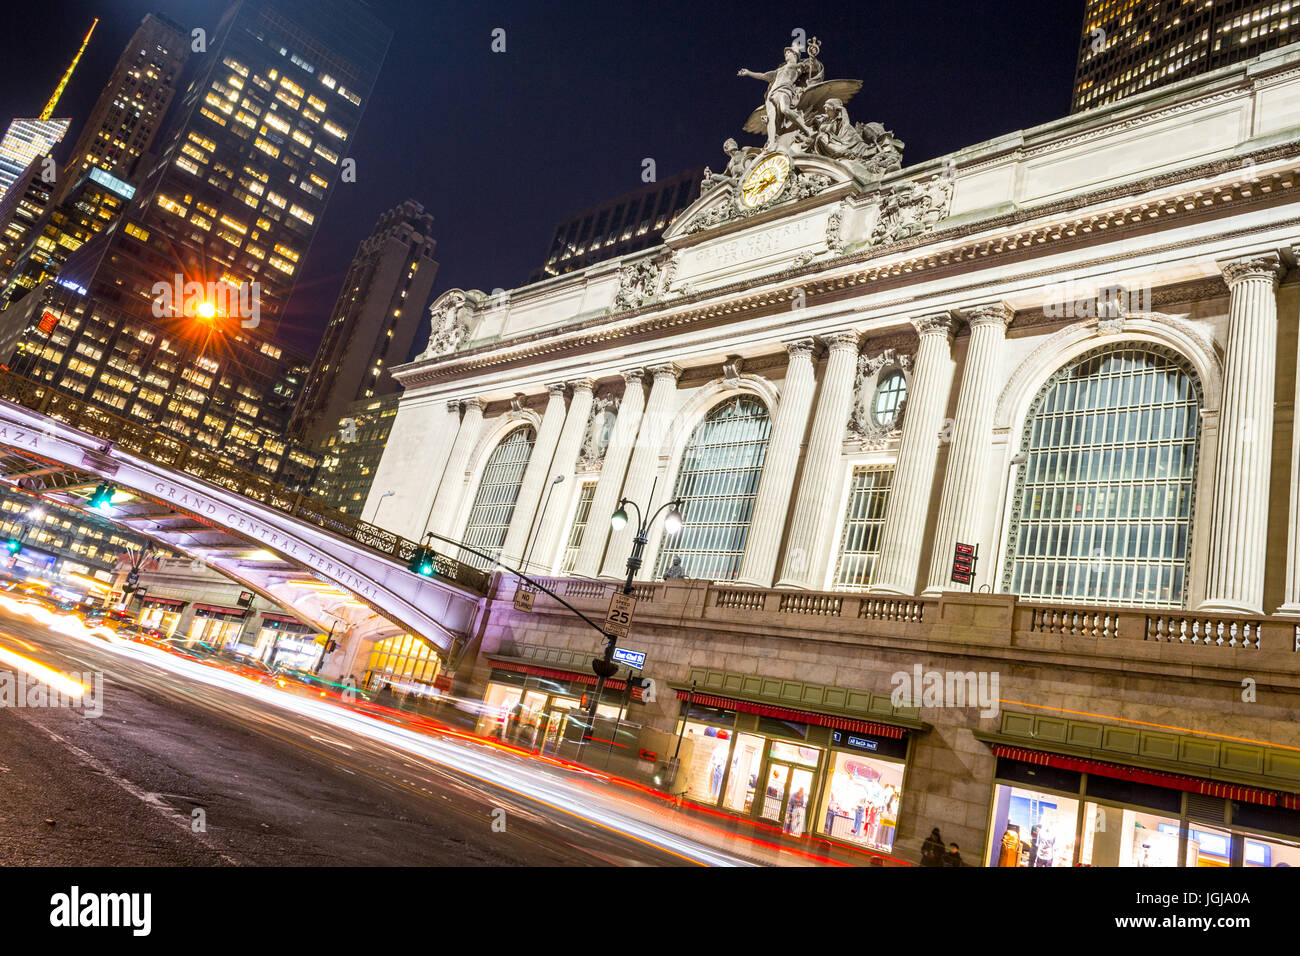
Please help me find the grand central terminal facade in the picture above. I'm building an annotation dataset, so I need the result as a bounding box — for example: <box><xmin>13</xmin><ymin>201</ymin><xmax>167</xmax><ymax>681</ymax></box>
<box><xmin>366</xmin><ymin>40</ymin><xmax>1300</xmax><ymax>866</ymax></box>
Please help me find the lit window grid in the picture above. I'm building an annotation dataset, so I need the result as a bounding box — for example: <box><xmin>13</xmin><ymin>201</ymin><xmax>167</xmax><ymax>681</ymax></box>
<box><xmin>832</xmin><ymin>466</ymin><xmax>894</xmax><ymax>591</ymax></box>
<box><xmin>366</xmin><ymin>633</ymin><xmax>440</xmax><ymax>688</ymax></box>
<box><xmin>1003</xmin><ymin>346</ymin><xmax>1202</xmax><ymax>608</ymax></box>
<box><xmin>461</xmin><ymin>427</ymin><xmax>536</xmax><ymax>569</ymax></box>
<box><xmin>560</xmin><ymin>482</ymin><xmax>597</xmax><ymax>574</ymax></box>
<box><xmin>654</xmin><ymin>397</ymin><xmax>771</xmax><ymax>581</ymax></box>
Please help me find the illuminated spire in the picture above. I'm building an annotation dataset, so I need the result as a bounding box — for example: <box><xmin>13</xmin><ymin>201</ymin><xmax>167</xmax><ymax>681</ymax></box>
<box><xmin>40</xmin><ymin>18</ymin><xmax>98</xmax><ymax>121</ymax></box>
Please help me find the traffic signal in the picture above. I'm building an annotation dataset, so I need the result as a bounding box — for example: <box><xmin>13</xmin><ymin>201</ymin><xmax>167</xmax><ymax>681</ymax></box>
<box><xmin>88</xmin><ymin>483</ymin><xmax>115</xmax><ymax>512</ymax></box>
<box><xmin>408</xmin><ymin>545</ymin><xmax>435</xmax><ymax>576</ymax></box>
<box><xmin>5</xmin><ymin>537</ymin><xmax>21</xmax><ymax>555</ymax></box>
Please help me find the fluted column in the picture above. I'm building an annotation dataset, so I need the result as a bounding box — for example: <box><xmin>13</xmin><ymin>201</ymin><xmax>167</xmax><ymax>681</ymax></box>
<box><xmin>425</xmin><ymin>398</ymin><xmax>484</xmax><ymax>539</ymax></box>
<box><xmin>570</xmin><ymin>369</ymin><xmax>646</xmax><ymax>577</ymax></box>
<box><xmin>870</xmin><ymin>313</ymin><xmax>958</xmax><ymax>594</ymax></box>
<box><xmin>499</xmin><ymin>383</ymin><xmax>569</xmax><ymax>568</ymax></box>
<box><xmin>924</xmin><ymin>303</ymin><xmax>1012</xmax><ymax>594</ymax></box>
<box><xmin>521</xmin><ymin>378</ymin><xmax>596</xmax><ymax>573</ymax></box>
<box><xmin>600</xmin><ymin>363</ymin><xmax>681</xmax><ymax>579</ymax></box>
<box><xmin>735</xmin><ymin>339</ymin><xmax>817</xmax><ymax>587</ymax></box>
<box><xmin>1202</xmin><ymin>254</ymin><xmax>1283</xmax><ymax>614</ymax></box>
<box><xmin>777</xmin><ymin>330</ymin><xmax>860</xmax><ymax>589</ymax></box>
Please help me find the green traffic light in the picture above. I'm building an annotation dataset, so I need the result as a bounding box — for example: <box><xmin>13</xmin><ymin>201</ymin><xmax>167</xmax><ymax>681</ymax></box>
<box><xmin>88</xmin><ymin>483</ymin><xmax>115</xmax><ymax>511</ymax></box>
<box><xmin>5</xmin><ymin>538</ymin><xmax>21</xmax><ymax>555</ymax></box>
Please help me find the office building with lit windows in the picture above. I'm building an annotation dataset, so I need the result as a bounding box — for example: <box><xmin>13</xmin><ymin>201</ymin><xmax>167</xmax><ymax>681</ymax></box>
<box><xmin>290</xmin><ymin>199</ymin><xmax>437</xmax><ymax>446</ymax></box>
<box><xmin>0</xmin><ymin>0</ymin><xmax>391</xmax><ymax>485</ymax></box>
<box><xmin>0</xmin><ymin>19</ymin><xmax>97</xmax><ymax>203</ymax></box>
<box><xmin>309</xmin><ymin>392</ymin><xmax>400</xmax><ymax>512</ymax></box>
<box><xmin>367</xmin><ymin>43</ymin><xmax>1300</xmax><ymax>867</ymax></box>
<box><xmin>1073</xmin><ymin>0</ymin><xmax>1300</xmax><ymax>112</ymax></box>
<box><xmin>53</xmin><ymin>14</ymin><xmax>188</xmax><ymax>206</ymax></box>
<box><xmin>529</xmin><ymin>167</ymin><xmax>703</xmax><ymax>283</ymax></box>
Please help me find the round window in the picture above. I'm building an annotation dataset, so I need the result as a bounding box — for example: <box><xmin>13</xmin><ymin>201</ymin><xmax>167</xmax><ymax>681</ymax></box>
<box><xmin>872</xmin><ymin>370</ymin><xmax>907</xmax><ymax>426</ymax></box>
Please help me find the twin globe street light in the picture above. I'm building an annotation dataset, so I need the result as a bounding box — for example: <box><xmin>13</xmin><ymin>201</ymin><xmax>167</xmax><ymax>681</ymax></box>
<box><xmin>583</xmin><ymin>495</ymin><xmax>684</xmax><ymax>730</ymax></box>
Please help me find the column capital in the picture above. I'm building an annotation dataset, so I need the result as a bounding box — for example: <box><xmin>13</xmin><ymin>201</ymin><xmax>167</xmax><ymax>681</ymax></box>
<box><xmin>620</xmin><ymin>367</ymin><xmax>646</xmax><ymax>386</ymax></box>
<box><xmin>962</xmin><ymin>302</ymin><xmax>1013</xmax><ymax>329</ymax></box>
<box><xmin>821</xmin><ymin>328</ymin><xmax>861</xmax><ymax>353</ymax></box>
<box><xmin>911</xmin><ymin>311</ymin><xmax>959</xmax><ymax>338</ymax></box>
<box><xmin>1219</xmin><ymin>253</ymin><xmax>1284</xmax><ymax>288</ymax></box>
<box><xmin>783</xmin><ymin>337</ymin><xmax>816</xmax><ymax>359</ymax></box>
<box><xmin>460</xmin><ymin>397</ymin><xmax>486</xmax><ymax>413</ymax></box>
<box><xmin>647</xmin><ymin>362</ymin><xmax>682</xmax><ymax>382</ymax></box>
<box><xmin>446</xmin><ymin>399</ymin><xmax>462</xmax><ymax>414</ymax></box>
<box><xmin>546</xmin><ymin>381</ymin><xmax>568</xmax><ymax>398</ymax></box>
<box><xmin>568</xmin><ymin>377</ymin><xmax>596</xmax><ymax>393</ymax></box>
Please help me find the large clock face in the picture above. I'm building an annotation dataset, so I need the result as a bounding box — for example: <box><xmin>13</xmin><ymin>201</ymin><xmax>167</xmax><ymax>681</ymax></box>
<box><xmin>740</xmin><ymin>153</ymin><xmax>791</xmax><ymax>208</ymax></box>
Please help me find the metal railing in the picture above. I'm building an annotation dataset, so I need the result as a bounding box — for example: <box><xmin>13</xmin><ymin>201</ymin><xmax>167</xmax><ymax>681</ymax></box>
<box><xmin>0</xmin><ymin>371</ymin><xmax>492</xmax><ymax>595</ymax></box>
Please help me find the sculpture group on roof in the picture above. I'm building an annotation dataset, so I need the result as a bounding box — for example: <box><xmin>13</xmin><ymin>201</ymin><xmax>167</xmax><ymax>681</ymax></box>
<box><xmin>701</xmin><ymin>37</ymin><xmax>904</xmax><ymax>197</ymax></box>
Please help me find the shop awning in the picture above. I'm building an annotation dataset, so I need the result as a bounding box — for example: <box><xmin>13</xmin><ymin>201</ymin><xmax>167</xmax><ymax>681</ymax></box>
<box><xmin>260</xmin><ymin>612</ymin><xmax>309</xmax><ymax>626</ymax></box>
<box><xmin>193</xmin><ymin>603</ymin><xmax>246</xmax><ymax>617</ymax></box>
<box><xmin>140</xmin><ymin>596</ymin><xmax>185</xmax><ymax>608</ymax></box>
<box><xmin>673</xmin><ymin>689</ymin><xmax>906</xmax><ymax>739</ymax></box>
<box><xmin>992</xmin><ymin>744</ymin><xmax>1286</xmax><ymax>807</ymax></box>
<box><xmin>489</xmin><ymin>658</ymin><xmax>643</xmax><ymax>700</ymax></box>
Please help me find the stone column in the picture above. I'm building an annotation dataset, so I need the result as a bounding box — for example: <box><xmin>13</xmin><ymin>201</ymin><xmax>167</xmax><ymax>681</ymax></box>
<box><xmin>499</xmin><ymin>383</ymin><xmax>569</xmax><ymax>568</ymax></box>
<box><xmin>1283</xmin><ymin>252</ymin><xmax>1300</xmax><ymax>614</ymax></box>
<box><xmin>924</xmin><ymin>303</ymin><xmax>1012</xmax><ymax>595</ymax></box>
<box><xmin>1202</xmin><ymin>254</ymin><xmax>1284</xmax><ymax>614</ymax></box>
<box><xmin>425</xmin><ymin>398</ymin><xmax>485</xmax><ymax>539</ymax></box>
<box><xmin>735</xmin><ymin>339</ymin><xmax>816</xmax><ymax>587</ymax></box>
<box><xmin>570</xmin><ymin>369</ymin><xmax>646</xmax><ymax>578</ymax></box>
<box><xmin>870</xmin><ymin>313</ymin><xmax>958</xmax><ymax>595</ymax></box>
<box><xmin>600</xmin><ymin>363</ymin><xmax>680</xmax><ymax>579</ymax></box>
<box><xmin>519</xmin><ymin>378</ymin><xmax>595</xmax><ymax>574</ymax></box>
<box><xmin>776</xmin><ymin>330</ymin><xmax>860</xmax><ymax>589</ymax></box>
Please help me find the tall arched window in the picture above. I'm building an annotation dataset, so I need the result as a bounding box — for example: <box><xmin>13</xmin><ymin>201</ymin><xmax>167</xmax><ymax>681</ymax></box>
<box><xmin>1003</xmin><ymin>344</ymin><xmax>1202</xmax><ymax>608</ymax></box>
<box><xmin>461</xmin><ymin>426</ymin><xmax>535</xmax><ymax>569</ymax></box>
<box><xmin>655</xmin><ymin>395</ymin><xmax>771</xmax><ymax>581</ymax></box>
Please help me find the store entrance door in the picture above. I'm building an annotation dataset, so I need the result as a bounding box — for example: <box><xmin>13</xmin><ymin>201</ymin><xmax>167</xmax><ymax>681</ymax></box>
<box><xmin>759</xmin><ymin>762</ymin><xmax>816</xmax><ymax>835</ymax></box>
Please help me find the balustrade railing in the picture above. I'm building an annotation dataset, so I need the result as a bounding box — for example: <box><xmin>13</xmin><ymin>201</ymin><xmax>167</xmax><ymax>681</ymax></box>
<box><xmin>0</xmin><ymin>372</ymin><xmax>491</xmax><ymax>595</ymax></box>
<box><xmin>859</xmin><ymin>598</ymin><xmax>926</xmax><ymax>623</ymax></box>
<box><xmin>1145</xmin><ymin>613</ymin><xmax>1264</xmax><ymax>650</ymax></box>
<box><xmin>1028</xmin><ymin>607</ymin><xmax>1122</xmax><ymax>639</ymax></box>
<box><xmin>778</xmin><ymin>593</ymin><xmax>843</xmax><ymax>616</ymax></box>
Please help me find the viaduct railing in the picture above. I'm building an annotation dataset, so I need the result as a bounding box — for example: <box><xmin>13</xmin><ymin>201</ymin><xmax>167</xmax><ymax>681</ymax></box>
<box><xmin>0</xmin><ymin>371</ymin><xmax>491</xmax><ymax>596</ymax></box>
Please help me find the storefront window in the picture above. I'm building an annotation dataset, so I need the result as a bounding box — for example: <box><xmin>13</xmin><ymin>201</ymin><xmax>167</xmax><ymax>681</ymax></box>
<box><xmin>1243</xmin><ymin>833</ymin><xmax>1300</xmax><ymax>868</ymax></box>
<box><xmin>723</xmin><ymin>733</ymin><xmax>765</xmax><ymax>814</ymax></box>
<box><xmin>818</xmin><ymin>751</ymin><xmax>905</xmax><ymax>852</ymax></box>
<box><xmin>1079</xmin><ymin>803</ymin><xmax>1181</xmax><ymax>867</ymax></box>
<box><xmin>988</xmin><ymin>785</ymin><xmax>1080</xmax><ymax>867</ymax></box>
<box><xmin>187</xmin><ymin>611</ymin><xmax>243</xmax><ymax>649</ymax></box>
<box><xmin>679</xmin><ymin>722</ymin><xmax>733</xmax><ymax>804</ymax></box>
<box><xmin>366</xmin><ymin>633</ymin><xmax>440</xmax><ymax>695</ymax></box>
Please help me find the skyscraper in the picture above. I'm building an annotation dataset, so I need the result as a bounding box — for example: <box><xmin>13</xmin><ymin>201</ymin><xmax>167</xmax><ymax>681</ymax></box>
<box><xmin>0</xmin><ymin>19</ymin><xmax>96</xmax><ymax>203</ymax></box>
<box><xmin>84</xmin><ymin>0</ymin><xmax>392</xmax><ymax>332</ymax></box>
<box><xmin>1073</xmin><ymin>0</ymin><xmax>1300</xmax><ymax>112</ymax></box>
<box><xmin>0</xmin><ymin>0</ymin><xmax>393</xmax><ymax>486</ymax></box>
<box><xmin>290</xmin><ymin>200</ymin><xmax>437</xmax><ymax>446</ymax></box>
<box><xmin>52</xmin><ymin>13</ymin><xmax>188</xmax><ymax>206</ymax></box>
<box><xmin>529</xmin><ymin>167</ymin><xmax>704</xmax><ymax>283</ymax></box>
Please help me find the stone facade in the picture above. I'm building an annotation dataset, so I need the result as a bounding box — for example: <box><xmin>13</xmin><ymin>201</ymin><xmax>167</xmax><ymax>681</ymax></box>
<box><xmin>363</xmin><ymin>45</ymin><xmax>1300</xmax><ymax>864</ymax></box>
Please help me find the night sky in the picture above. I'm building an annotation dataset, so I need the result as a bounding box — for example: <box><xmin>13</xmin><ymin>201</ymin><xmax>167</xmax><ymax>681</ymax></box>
<box><xmin>3</xmin><ymin>0</ymin><xmax>1083</xmax><ymax>356</ymax></box>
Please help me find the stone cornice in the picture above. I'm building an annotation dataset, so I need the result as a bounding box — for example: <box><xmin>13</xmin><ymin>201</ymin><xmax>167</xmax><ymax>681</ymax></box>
<box><xmin>393</xmin><ymin>144</ymin><xmax>1300</xmax><ymax>388</ymax></box>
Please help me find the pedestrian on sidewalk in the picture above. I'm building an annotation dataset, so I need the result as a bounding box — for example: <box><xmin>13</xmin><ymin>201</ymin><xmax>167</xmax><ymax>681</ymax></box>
<box><xmin>920</xmin><ymin>827</ymin><xmax>945</xmax><ymax>866</ymax></box>
<box><xmin>943</xmin><ymin>842</ymin><xmax>964</xmax><ymax>867</ymax></box>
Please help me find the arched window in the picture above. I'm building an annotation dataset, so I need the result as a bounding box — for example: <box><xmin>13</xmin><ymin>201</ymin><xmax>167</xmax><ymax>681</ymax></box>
<box><xmin>655</xmin><ymin>396</ymin><xmax>771</xmax><ymax>581</ymax></box>
<box><xmin>1003</xmin><ymin>345</ymin><xmax>1201</xmax><ymax>608</ymax></box>
<box><xmin>872</xmin><ymin>370</ymin><xmax>907</xmax><ymax>426</ymax></box>
<box><xmin>461</xmin><ymin>426</ymin><xmax>535</xmax><ymax>569</ymax></box>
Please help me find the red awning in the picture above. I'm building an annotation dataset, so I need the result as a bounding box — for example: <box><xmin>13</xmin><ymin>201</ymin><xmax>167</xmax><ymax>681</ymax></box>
<box><xmin>141</xmin><ymin>596</ymin><xmax>185</xmax><ymax>608</ymax></box>
<box><xmin>992</xmin><ymin>744</ymin><xmax>1287</xmax><ymax>807</ymax></box>
<box><xmin>260</xmin><ymin>612</ymin><xmax>302</xmax><ymax>625</ymax></box>
<box><xmin>673</xmin><ymin>689</ymin><xmax>906</xmax><ymax>739</ymax></box>
<box><xmin>489</xmin><ymin>659</ymin><xmax>643</xmax><ymax>700</ymax></box>
<box><xmin>193</xmin><ymin>603</ymin><xmax>246</xmax><ymax>617</ymax></box>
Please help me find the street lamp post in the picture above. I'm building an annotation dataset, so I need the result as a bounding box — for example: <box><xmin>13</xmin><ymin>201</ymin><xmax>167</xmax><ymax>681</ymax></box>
<box><xmin>580</xmin><ymin>494</ymin><xmax>684</xmax><ymax>737</ymax></box>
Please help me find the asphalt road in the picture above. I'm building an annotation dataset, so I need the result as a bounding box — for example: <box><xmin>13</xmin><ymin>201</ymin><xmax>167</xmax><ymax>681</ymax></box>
<box><xmin>0</xmin><ymin>604</ymin><xmax>738</xmax><ymax>867</ymax></box>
